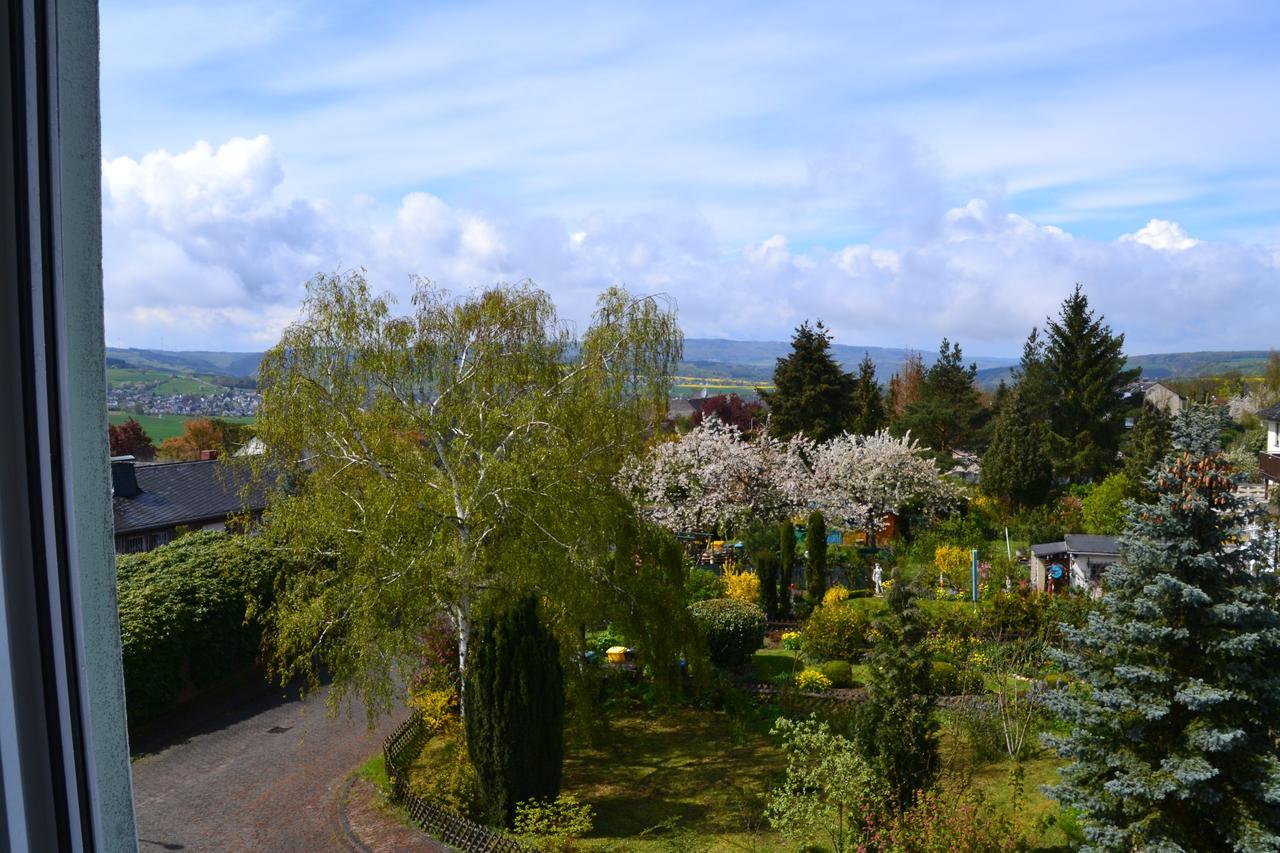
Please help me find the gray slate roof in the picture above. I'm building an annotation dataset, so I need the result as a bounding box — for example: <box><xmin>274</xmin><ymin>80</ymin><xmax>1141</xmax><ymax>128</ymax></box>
<box><xmin>1063</xmin><ymin>534</ymin><xmax>1121</xmax><ymax>555</ymax></box>
<box><xmin>113</xmin><ymin>460</ymin><xmax>267</xmax><ymax>534</ymax></box>
<box><xmin>1259</xmin><ymin>402</ymin><xmax>1280</xmax><ymax>422</ymax></box>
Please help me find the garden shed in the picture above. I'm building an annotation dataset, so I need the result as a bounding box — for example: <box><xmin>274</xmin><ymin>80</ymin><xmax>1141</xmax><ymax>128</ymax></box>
<box><xmin>1029</xmin><ymin>534</ymin><xmax>1121</xmax><ymax>592</ymax></box>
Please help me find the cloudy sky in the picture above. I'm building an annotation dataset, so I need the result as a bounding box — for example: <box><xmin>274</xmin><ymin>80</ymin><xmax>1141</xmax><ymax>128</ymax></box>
<box><xmin>100</xmin><ymin>0</ymin><xmax>1280</xmax><ymax>356</ymax></box>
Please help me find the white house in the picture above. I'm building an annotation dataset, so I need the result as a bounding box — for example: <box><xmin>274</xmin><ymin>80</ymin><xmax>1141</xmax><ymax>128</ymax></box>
<box><xmin>1260</xmin><ymin>403</ymin><xmax>1280</xmax><ymax>500</ymax></box>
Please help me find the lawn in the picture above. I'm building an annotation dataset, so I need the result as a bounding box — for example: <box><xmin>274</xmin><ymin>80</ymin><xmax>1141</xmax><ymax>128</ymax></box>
<box><xmin>108</xmin><ymin>411</ymin><xmax>255</xmax><ymax>443</ymax></box>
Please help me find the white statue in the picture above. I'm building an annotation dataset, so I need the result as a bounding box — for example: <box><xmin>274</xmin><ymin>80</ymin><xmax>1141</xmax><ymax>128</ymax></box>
<box><xmin>872</xmin><ymin>562</ymin><xmax>883</xmax><ymax>595</ymax></box>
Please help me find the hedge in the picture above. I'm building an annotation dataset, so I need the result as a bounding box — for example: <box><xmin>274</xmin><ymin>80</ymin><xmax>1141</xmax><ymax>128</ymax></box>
<box><xmin>116</xmin><ymin>531</ymin><xmax>288</xmax><ymax>722</ymax></box>
<box><xmin>687</xmin><ymin>598</ymin><xmax>766</xmax><ymax>668</ymax></box>
<box><xmin>800</xmin><ymin>601</ymin><xmax>872</xmax><ymax>662</ymax></box>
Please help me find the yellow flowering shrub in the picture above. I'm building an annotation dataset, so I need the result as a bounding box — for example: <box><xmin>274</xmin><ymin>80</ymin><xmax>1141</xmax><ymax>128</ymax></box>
<box><xmin>723</xmin><ymin>568</ymin><xmax>761</xmax><ymax>604</ymax></box>
<box><xmin>781</xmin><ymin>631</ymin><xmax>803</xmax><ymax>650</ymax></box>
<box><xmin>822</xmin><ymin>584</ymin><xmax>850</xmax><ymax>607</ymax></box>
<box><xmin>794</xmin><ymin>669</ymin><xmax>832</xmax><ymax>692</ymax></box>
<box><xmin>408</xmin><ymin>687</ymin><xmax>459</xmax><ymax>732</ymax></box>
<box><xmin>935</xmin><ymin>544</ymin><xmax>970</xmax><ymax>591</ymax></box>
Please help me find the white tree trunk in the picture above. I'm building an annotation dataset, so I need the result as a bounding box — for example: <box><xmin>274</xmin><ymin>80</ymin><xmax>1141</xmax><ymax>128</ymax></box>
<box><xmin>454</xmin><ymin>595</ymin><xmax>472</xmax><ymax>720</ymax></box>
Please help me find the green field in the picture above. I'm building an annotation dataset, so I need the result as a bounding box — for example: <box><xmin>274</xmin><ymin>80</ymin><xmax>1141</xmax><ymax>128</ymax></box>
<box><xmin>108</xmin><ymin>412</ymin><xmax>255</xmax><ymax>443</ymax></box>
<box><xmin>106</xmin><ymin>367</ymin><xmax>225</xmax><ymax>395</ymax></box>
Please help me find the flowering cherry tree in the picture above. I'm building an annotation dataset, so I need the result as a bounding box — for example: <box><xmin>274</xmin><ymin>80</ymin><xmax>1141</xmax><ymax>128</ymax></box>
<box><xmin>809</xmin><ymin>430</ymin><xmax>956</xmax><ymax>547</ymax></box>
<box><xmin>617</xmin><ymin>416</ymin><xmax>811</xmax><ymax>534</ymax></box>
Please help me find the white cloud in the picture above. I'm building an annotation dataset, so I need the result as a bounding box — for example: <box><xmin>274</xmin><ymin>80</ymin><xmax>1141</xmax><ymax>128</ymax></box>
<box><xmin>102</xmin><ymin>136</ymin><xmax>1280</xmax><ymax>355</ymax></box>
<box><xmin>1119</xmin><ymin>219</ymin><xmax>1202</xmax><ymax>251</ymax></box>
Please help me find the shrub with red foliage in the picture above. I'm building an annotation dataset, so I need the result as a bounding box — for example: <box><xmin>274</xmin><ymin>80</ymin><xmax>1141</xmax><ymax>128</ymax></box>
<box><xmin>689</xmin><ymin>393</ymin><xmax>763</xmax><ymax>435</ymax></box>
<box><xmin>108</xmin><ymin>417</ymin><xmax>155</xmax><ymax>459</ymax></box>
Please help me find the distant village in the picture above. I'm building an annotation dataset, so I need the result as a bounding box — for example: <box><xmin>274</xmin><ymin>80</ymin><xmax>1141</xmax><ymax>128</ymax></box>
<box><xmin>106</xmin><ymin>385</ymin><xmax>259</xmax><ymax>418</ymax></box>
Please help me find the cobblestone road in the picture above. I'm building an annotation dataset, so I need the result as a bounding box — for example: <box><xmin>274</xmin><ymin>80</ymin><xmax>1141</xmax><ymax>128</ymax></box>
<box><xmin>131</xmin><ymin>679</ymin><xmax>402</xmax><ymax>852</ymax></box>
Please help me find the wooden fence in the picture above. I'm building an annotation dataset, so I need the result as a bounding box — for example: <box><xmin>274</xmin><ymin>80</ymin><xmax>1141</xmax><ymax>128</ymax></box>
<box><xmin>382</xmin><ymin>712</ymin><xmax>531</xmax><ymax>853</ymax></box>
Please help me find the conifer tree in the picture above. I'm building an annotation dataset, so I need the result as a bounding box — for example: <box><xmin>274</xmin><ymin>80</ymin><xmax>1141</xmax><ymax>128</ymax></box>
<box><xmin>465</xmin><ymin>596</ymin><xmax>566</xmax><ymax>827</ymax></box>
<box><xmin>851</xmin><ymin>353</ymin><xmax>887</xmax><ymax>435</ymax></box>
<box><xmin>886</xmin><ymin>352</ymin><xmax>925</xmax><ymax>428</ymax></box>
<box><xmin>762</xmin><ymin>321</ymin><xmax>857</xmax><ymax>442</ymax></box>
<box><xmin>898</xmin><ymin>339</ymin><xmax>984</xmax><ymax>454</ymax></box>
<box><xmin>981</xmin><ymin>388</ymin><xmax>1053</xmax><ymax>507</ymax></box>
<box><xmin>755</xmin><ymin>549</ymin><xmax>780</xmax><ymax>619</ymax></box>
<box><xmin>1123</xmin><ymin>401</ymin><xmax>1174</xmax><ymax>489</ymax></box>
<box><xmin>780</xmin><ymin>520</ymin><xmax>796</xmax><ymax>616</ymax></box>
<box><xmin>855</xmin><ymin>574</ymin><xmax>938</xmax><ymax>811</ymax></box>
<box><xmin>1047</xmin><ymin>406</ymin><xmax>1280</xmax><ymax>850</ymax></box>
<box><xmin>1042</xmin><ymin>285</ymin><xmax>1139</xmax><ymax>481</ymax></box>
<box><xmin>805</xmin><ymin>511</ymin><xmax>828</xmax><ymax>606</ymax></box>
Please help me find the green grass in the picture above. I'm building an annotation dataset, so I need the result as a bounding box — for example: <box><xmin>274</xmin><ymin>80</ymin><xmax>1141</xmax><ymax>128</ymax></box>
<box><xmin>107</xmin><ymin>367</ymin><xmax>227</xmax><ymax>395</ymax></box>
<box><xmin>357</xmin><ymin>752</ymin><xmax>390</xmax><ymax>793</ymax></box>
<box><xmin>108</xmin><ymin>412</ymin><xmax>255</xmax><ymax>443</ymax></box>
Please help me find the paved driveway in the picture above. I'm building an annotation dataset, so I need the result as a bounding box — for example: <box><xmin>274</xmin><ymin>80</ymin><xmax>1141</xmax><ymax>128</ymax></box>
<box><xmin>131</xmin><ymin>678</ymin><xmax>403</xmax><ymax>851</ymax></box>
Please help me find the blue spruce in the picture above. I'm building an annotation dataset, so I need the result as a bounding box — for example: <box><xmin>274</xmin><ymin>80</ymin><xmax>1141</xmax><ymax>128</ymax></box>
<box><xmin>1047</xmin><ymin>406</ymin><xmax>1280</xmax><ymax>851</ymax></box>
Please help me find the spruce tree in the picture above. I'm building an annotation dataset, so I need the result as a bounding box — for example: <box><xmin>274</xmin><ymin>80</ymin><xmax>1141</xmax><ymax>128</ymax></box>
<box><xmin>805</xmin><ymin>511</ymin><xmax>828</xmax><ymax>607</ymax></box>
<box><xmin>780</xmin><ymin>520</ymin><xmax>796</xmax><ymax>616</ymax></box>
<box><xmin>1123</xmin><ymin>401</ymin><xmax>1174</xmax><ymax>489</ymax></box>
<box><xmin>1043</xmin><ymin>285</ymin><xmax>1139</xmax><ymax>481</ymax></box>
<box><xmin>851</xmin><ymin>353</ymin><xmax>887</xmax><ymax>435</ymax></box>
<box><xmin>464</xmin><ymin>595</ymin><xmax>566</xmax><ymax>827</ymax></box>
<box><xmin>981</xmin><ymin>388</ymin><xmax>1053</xmax><ymax>507</ymax></box>
<box><xmin>1047</xmin><ymin>406</ymin><xmax>1280</xmax><ymax>850</ymax></box>
<box><xmin>761</xmin><ymin>321</ymin><xmax>858</xmax><ymax>441</ymax></box>
<box><xmin>855</xmin><ymin>574</ymin><xmax>938</xmax><ymax>811</ymax></box>
<box><xmin>898</xmin><ymin>338</ymin><xmax>984</xmax><ymax>454</ymax></box>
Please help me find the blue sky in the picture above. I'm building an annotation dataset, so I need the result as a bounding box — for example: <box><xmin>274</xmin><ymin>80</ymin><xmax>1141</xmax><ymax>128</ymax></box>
<box><xmin>99</xmin><ymin>1</ymin><xmax>1280</xmax><ymax>355</ymax></box>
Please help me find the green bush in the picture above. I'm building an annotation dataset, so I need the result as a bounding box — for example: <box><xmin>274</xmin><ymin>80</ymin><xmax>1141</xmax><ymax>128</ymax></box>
<box><xmin>687</xmin><ymin>598</ymin><xmax>767</xmax><ymax>668</ymax></box>
<box><xmin>800</xmin><ymin>602</ymin><xmax>871</xmax><ymax>662</ymax></box>
<box><xmin>817</xmin><ymin>660</ymin><xmax>856</xmax><ymax>688</ymax></box>
<box><xmin>929</xmin><ymin>661</ymin><xmax>983</xmax><ymax>696</ymax></box>
<box><xmin>685</xmin><ymin>568</ymin><xmax>726</xmax><ymax>604</ymax></box>
<box><xmin>116</xmin><ymin>531</ymin><xmax>286</xmax><ymax>722</ymax></box>
<box><xmin>980</xmin><ymin>589</ymin><xmax>1048</xmax><ymax>638</ymax></box>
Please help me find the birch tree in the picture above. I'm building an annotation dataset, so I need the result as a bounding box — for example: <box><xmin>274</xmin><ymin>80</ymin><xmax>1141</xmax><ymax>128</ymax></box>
<box><xmin>247</xmin><ymin>272</ymin><xmax>684</xmax><ymax>716</ymax></box>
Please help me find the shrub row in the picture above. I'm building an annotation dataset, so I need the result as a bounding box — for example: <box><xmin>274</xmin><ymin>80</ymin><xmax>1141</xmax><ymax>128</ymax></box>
<box><xmin>116</xmin><ymin>531</ymin><xmax>288</xmax><ymax>722</ymax></box>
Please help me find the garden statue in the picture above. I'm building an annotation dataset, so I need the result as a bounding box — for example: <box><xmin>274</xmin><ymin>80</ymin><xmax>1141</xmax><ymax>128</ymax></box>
<box><xmin>872</xmin><ymin>562</ymin><xmax>883</xmax><ymax>595</ymax></box>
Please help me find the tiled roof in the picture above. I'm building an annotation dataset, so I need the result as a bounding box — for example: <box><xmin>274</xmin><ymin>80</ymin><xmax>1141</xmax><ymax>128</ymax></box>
<box><xmin>113</xmin><ymin>459</ymin><xmax>268</xmax><ymax>534</ymax></box>
<box><xmin>1064</xmin><ymin>534</ymin><xmax>1121</xmax><ymax>555</ymax></box>
<box><xmin>1258</xmin><ymin>402</ymin><xmax>1280</xmax><ymax>422</ymax></box>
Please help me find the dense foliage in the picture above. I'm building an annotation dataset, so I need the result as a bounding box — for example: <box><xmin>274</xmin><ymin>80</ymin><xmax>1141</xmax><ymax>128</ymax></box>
<box><xmin>1048</xmin><ymin>407</ymin><xmax>1280</xmax><ymax>850</ymax></box>
<box><xmin>981</xmin><ymin>387</ymin><xmax>1053</xmax><ymax>507</ymax></box>
<box><xmin>464</xmin><ymin>596</ymin><xmax>566</xmax><ymax>828</ymax></box>
<box><xmin>800</xmin><ymin>602</ymin><xmax>871</xmax><ymax>662</ymax></box>
<box><xmin>851</xmin><ymin>353</ymin><xmax>887</xmax><ymax>436</ymax></box>
<box><xmin>1080</xmin><ymin>471</ymin><xmax>1140</xmax><ymax>535</ymax></box>
<box><xmin>1123</xmin><ymin>401</ymin><xmax>1174</xmax><ymax>488</ymax></box>
<box><xmin>687</xmin><ymin>597</ymin><xmax>767</xmax><ymax>668</ymax></box>
<box><xmin>116</xmin><ymin>531</ymin><xmax>285</xmax><ymax>722</ymax></box>
<box><xmin>108</xmin><ymin>416</ymin><xmax>155</xmax><ymax>459</ymax></box>
<box><xmin>761</xmin><ymin>321</ymin><xmax>858</xmax><ymax>442</ymax></box>
<box><xmin>855</xmin><ymin>578</ymin><xmax>938</xmax><ymax>811</ymax></box>
<box><xmin>755</xmin><ymin>549</ymin><xmax>781</xmax><ymax>619</ymax></box>
<box><xmin>898</xmin><ymin>338</ymin><xmax>985</xmax><ymax>454</ymax></box>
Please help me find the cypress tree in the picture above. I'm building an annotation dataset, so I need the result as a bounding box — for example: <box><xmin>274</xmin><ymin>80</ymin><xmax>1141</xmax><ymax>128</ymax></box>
<box><xmin>981</xmin><ymin>387</ymin><xmax>1053</xmax><ymax>507</ymax></box>
<box><xmin>1042</xmin><ymin>285</ymin><xmax>1139</xmax><ymax>481</ymax></box>
<box><xmin>1047</xmin><ymin>406</ymin><xmax>1280</xmax><ymax>850</ymax></box>
<box><xmin>851</xmin><ymin>353</ymin><xmax>887</xmax><ymax>435</ymax></box>
<box><xmin>756</xmin><ymin>550</ymin><xmax>780</xmax><ymax>619</ymax></box>
<box><xmin>779</xmin><ymin>520</ymin><xmax>796</xmax><ymax>616</ymax></box>
<box><xmin>854</xmin><ymin>574</ymin><xmax>938</xmax><ymax>811</ymax></box>
<box><xmin>761</xmin><ymin>321</ymin><xmax>858</xmax><ymax>442</ymax></box>
<box><xmin>805</xmin><ymin>511</ymin><xmax>828</xmax><ymax>606</ymax></box>
<box><xmin>464</xmin><ymin>595</ymin><xmax>566</xmax><ymax>827</ymax></box>
<box><xmin>1123</xmin><ymin>401</ymin><xmax>1174</xmax><ymax>489</ymax></box>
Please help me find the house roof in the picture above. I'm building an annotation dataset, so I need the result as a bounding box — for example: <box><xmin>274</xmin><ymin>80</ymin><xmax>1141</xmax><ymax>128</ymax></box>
<box><xmin>113</xmin><ymin>459</ymin><xmax>268</xmax><ymax>535</ymax></box>
<box><xmin>1063</xmin><ymin>534</ymin><xmax>1121</xmax><ymax>555</ymax></box>
<box><xmin>1031</xmin><ymin>535</ymin><xmax>1122</xmax><ymax>557</ymax></box>
<box><xmin>1259</xmin><ymin>402</ymin><xmax>1280</xmax><ymax>422</ymax></box>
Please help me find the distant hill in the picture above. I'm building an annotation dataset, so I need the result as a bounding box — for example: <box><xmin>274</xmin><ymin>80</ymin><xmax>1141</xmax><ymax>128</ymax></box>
<box><xmin>103</xmin><ymin>343</ymin><xmax>1273</xmax><ymax>392</ymax></box>
<box><xmin>106</xmin><ymin>347</ymin><xmax>265</xmax><ymax>378</ymax></box>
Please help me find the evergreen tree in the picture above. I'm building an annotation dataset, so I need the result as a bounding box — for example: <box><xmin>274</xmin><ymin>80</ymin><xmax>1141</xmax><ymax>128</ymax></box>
<box><xmin>762</xmin><ymin>321</ymin><xmax>858</xmax><ymax>441</ymax></box>
<box><xmin>981</xmin><ymin>388</ymin><xmax>1053</xmax><ymax>507</ymax></box>
<box><xmin>1123</xmin><ymin>402</ymin><xmax>1174</xmax><ymax>489</ymax></box>
<box><xmin>755</xmin><ymin>549</ymin><xmax>780</xmax><ymax>619</ymax></box>
<box><xmin>780</xmin><ymin>520</ymin><xmax>796</xmax><ymax>616</ymax></box>
<box><xmin>805</xmin><ymin>511</ymin><xmax>828</xmax><ymax>607</ymax></box>
<box><xmin>465</xmin><ymin>596</ymin><xmax>566</xmax><ymax>827</ymax></box>
<box><xmin>1013</xmin><ymin>327</ymin><xmax>1056</xmax><ymax>423</ymax></box>
<box><xmin>898</xmin><ymin>339</ymin><xmax>985</xmax><ymax>454</ymax></box>
<box><xmin>851</xmin><ymin>353</ymin><xmax>887</xmax><ymax>435</ymax></box>
<box><xmin>855</xmin><ymin>574</ymin><xmax>938</xmax><ymax>811</ymax></box>
<box><xmin>1042</xmin><ymin>285</ymin><xmax>1139</xmax><ymax>481</ymax></box>
<box><xmin>1047</xmin><ymin>407</ymin><xmax>1280</xmax><ymax>850</ymax></box>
